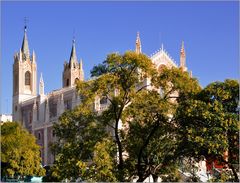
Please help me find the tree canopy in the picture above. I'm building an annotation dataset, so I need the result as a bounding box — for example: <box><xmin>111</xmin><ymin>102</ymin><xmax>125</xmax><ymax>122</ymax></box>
<box><xmin>51</xmin><ymin>51</ymin><xmax>239</xmax><ymax>182</ymax></box>
<box><xmin>1</xmin><ymin>122</ymin><xmax>45</xmax><ymax>180</ymax></box>
<box><xmin>175</xmin><ymin>79</ymin><xmax>239</xmax><ymax>181</ymax></box>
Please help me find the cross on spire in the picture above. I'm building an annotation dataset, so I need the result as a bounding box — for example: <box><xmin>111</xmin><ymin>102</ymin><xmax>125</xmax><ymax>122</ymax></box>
<box><xmin>21</xmin><ymin>17</ymin><xmax>30</xmax><ymax>59</ymax></box>
<box><xmin>24</xmin><ymin>17</ymin><xmax>28</xmax><ymax>31</ymax></box>
<box><xmin>73</xmin><ymin>28</ymin><xmax>76</xmax><ymax>42</ymax></box>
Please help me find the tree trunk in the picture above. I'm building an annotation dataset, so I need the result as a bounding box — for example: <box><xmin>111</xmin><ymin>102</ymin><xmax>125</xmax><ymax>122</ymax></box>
<box><xmin>152</xmin><ymin>174</ymin><xmax>159</xmax><ymax>182</ymax></box>
<box><xmin>228</xmin><ymin>163</ymin><xmax>239</xmax><ymax>182</ymax></box>
<box><xmin>137</xmin><ymin>173</ymin><xmax>148</xmax><ymax>182</ymax></box>
<box><xmin>114</xmin><ymin>104</ymin><xmax>124</xmax><ymax>181</ymax></box>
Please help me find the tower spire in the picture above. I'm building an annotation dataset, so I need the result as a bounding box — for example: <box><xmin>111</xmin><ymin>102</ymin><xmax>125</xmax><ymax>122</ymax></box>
<box><xmin>21</xmin><ymin>25</ymin><xmax>30</xmax><ymax>60</ymax></box>
<box><xmin>180</xmin><ymin>41</ymin><xmax>187</xmax><ymax>71</ymax></box>
<box><xmin>69</xmin><ymin>39</ymin><xmax>78</xmax><ymax>68</ymax></box>
<box><xmin>135</xmin><ymin>32</ymin><xmax>142</xmax><ymax>54</ymax></box>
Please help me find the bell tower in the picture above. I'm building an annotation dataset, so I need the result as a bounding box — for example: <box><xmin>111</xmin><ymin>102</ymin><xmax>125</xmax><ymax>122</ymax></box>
<box><xmin>62</xmin><ymin>39</ymin><xmax>84</xmax><ymax>87</ymax></box>
<box><xmin>13</xmin><ymin>26</ymin><xmax>37</xmax><ymax>121</ymax></box>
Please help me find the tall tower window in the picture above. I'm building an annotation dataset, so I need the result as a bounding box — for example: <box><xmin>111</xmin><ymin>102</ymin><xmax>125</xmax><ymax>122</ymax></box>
<box><xmin>38</xmin><ymin>132</ymin><xmax>41</xmax><ymax>140</ymax></box>
<box><xmin>14</xmin><ymin>73</ymin><xmax>18</xmax><ymax>93</ymax></box>
<box><xmin>25</xmin><ymin>71</ymin><xmax>31</xmax><ymax>85</ymax></box>
<box><xmin>66</xmin><ymin>79</ymin><xmax>69</xmax><ymax>87</ymax></box>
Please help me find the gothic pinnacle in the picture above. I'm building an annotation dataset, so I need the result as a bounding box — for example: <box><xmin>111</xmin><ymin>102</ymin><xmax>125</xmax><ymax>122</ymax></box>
<box><xmin>135</xmin><ymin>31</ymin><xmax>142</xmax><ymax>54</ymax></box>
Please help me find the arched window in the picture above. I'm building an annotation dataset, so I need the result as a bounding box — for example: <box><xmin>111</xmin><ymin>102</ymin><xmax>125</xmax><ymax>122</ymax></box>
<box><xmin>14</xmin><ymin>74</ymin><xmax>18</xmax><ymax>93</ymax></box>
<box><xmin>38</xmin><ymin>132</ymin><xmax>41</xmax><ymax>140</ymax></box>
<box><xmin>75</xmin><ymin>78</ymin><xmax>79</xmax><ymax>85</ymax></box>
<box><xmin>100</xmin><ymin>96</ymin><xmax>108</xmax><ymax>104</ymax></box>
<box><xmin>25</xmin><ymin>71</ymin><xmax>31</xmax><ymax>86</ymax></box>
<box><xmin>66</xmin><ymin>79</ymin><xmax>69</xmax><ymax>86</ymax></box>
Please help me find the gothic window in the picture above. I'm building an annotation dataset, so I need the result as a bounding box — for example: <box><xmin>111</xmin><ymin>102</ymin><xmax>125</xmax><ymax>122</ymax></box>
<box><xmin>25</xmin><ymin>71</ymin><xmax>31</xmax><ymax>86</ymax></box>
<box><xmin>66</xmin><ymin>79</ymin><xmax>69</xmax><ymax>87</ymax></box>
<box><xmin>14</xmin><ymin>74</ymin><xmax>18</xmax><ymax>93</ymax></box>
<box><xmin>38</xmin><ymin>132</ymin><xmax>41</xmax><ymax>140</ymax></box>
<box><xmin>49</xmin><ymin>99</ymin><xmax>57</xmax><ymax>118</ymax></box>
<box><xmin>100</xmin><ymin>96</ymin><xmax>108</xmax><ymax>104</ymax></box>
<box><xmin>64</xmin><ymin>99</ymin><xmax>72</xmax><ymax>110</ymax></box>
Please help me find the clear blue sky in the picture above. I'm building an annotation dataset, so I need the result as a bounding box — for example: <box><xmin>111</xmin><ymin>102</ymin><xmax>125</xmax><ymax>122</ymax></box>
<box><xmin>1</xmin><ymin>1</ymin><xmax>239</xmax><ymax>114</ymax></box>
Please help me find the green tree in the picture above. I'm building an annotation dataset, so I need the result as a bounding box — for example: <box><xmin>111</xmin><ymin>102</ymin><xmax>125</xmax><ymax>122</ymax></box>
<box><xmin>176</xmin><ymin>79</ymin><xmax>239</xmax><ymax>182</ymax></box>
<box><xmin>77</xmin><ymin>51</ymin><xmax>156</xmax><ymax>181</ymax></box>
<box><xmin>75</xmin><ymin>137</ymin><xmax>117</xmax><ymax>182</ymax></box>
<box><xmin>1</xmin><ymin>122</ymin><xmax>45</xmax><ymax>180</ymax></box>
<box><xmin>51</xmin><ymin>105</ymin><xmax>114</xmax><ymax>181</ymax></box>
<box><xmin>123</xmin><ymin>67</ymin><xmax>200</xmax><ymax>182</ymax></box>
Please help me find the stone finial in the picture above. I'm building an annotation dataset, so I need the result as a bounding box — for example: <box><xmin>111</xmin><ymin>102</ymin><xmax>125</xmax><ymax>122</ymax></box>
<box><xmin>135</xmin><ymin>32</ymin><xmax>142</xmax><ymax>54</ymax></box>
<box><xmin>181</xmin><ymin>41</ymin><xmax>185</xmax><ymax>57</ymax></box>
<box><xmin>32</xmin><ymin>50</ymin><xmax>36</xmax><ymax>64</ymax></box>
<box><xmin>180</xmin><ymin>40</ymin><xmax>187</xmax><ymax>71</ymax></box>
<box><xmin>80</xmin><ymin>59</ymin><xmax>83</xmax><ymax>71</ymax></box>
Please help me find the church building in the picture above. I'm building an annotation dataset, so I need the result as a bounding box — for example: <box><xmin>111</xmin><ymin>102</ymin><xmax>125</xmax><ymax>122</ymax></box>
<box><xmin>12</xmin><ymin>27</ymin><xmax>188</xmax><ymax>165</ymax></box>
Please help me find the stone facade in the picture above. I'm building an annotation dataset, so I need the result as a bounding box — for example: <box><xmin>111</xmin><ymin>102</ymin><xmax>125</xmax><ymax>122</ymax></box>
<box><xmin>12</xmin><ymin>28</ymin><xmax>188</xmax><ymax>165</ymax></box>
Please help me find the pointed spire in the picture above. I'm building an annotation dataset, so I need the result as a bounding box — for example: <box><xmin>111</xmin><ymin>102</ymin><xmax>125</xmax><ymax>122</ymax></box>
<box><xmin>180</xmin><ymin>41</ymin><xmax>187</xmax><ymax>71</ymax></box>
<box><xmin>181</xmin><ymin>41</ymin><xmax>185</xmax><ymax>56</ymax></box>
<box><xmin>39</xmin><ymin>73</ymin><xmax>44</xmax><ymax>95</ymax></box>
<box><xmin>40</xmin><ymin>73</ymin><xmax>44</xmax><ymax>83</ymax></box>
<box><xmin>189</xmin><ymin>71</ymin><xmax>192</xmax><ymax>78</ymax></box>
<box><xmin>21</xmin><ymin>26</ymin><xmax>30</xmax><ymax>60</ymax></box>
<box><xmin>69</xmin><ymin>39</ymin><xmax>78</xmax><ymax>68</ymax></box>
<box><xmin>135</xmin><ymin>32</ymin><xmax>142</xmax><ymax>54</ymax></box>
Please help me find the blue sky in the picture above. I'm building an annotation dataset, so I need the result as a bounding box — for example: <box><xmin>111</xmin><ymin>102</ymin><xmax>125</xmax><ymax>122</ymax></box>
<box><xmin>1</xmin><ymin>1</ymin><xmax>239</xmax><ymax>114</ymax></box>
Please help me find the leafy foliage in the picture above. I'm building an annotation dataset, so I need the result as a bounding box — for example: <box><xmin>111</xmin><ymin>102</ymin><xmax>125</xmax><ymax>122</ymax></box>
<box><xmin>77</xmin><ymin>51</ymin><xmax>157</xmax><ymax>181</ymax></box>
<box><xmin>1</xmin><ymin>122</ymin><xmax>45</xmax><ymax>179</ymax></box>
<box><xmin>51</xmin><ymin>106</ymin><xmax>108</xmax><ymax>181</ymax></box>
<box><xmin>123</xmin><ymin>67</ymin><xmax>200</xmax><ymax>181</ymax></box>
<box><xmin>75</xmin><ymin>138</ymin><xmax>117</xmax><ymax>182</ymax></box>
<box><xmin>52</xmin><ymin>50</ymin><xmax>238</xmax><ymax>182</ymax></box>
<box><xmin>176</xmin><ymin>79</ymin><xmax>239</xmax><ymax>181</ymax></box>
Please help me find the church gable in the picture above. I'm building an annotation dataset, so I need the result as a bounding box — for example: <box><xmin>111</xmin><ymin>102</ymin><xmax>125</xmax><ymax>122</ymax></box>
<box><xmin>150</xmin><ymin>48</ymin><xmax>177</xmax><ymax>70</ymax></box>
